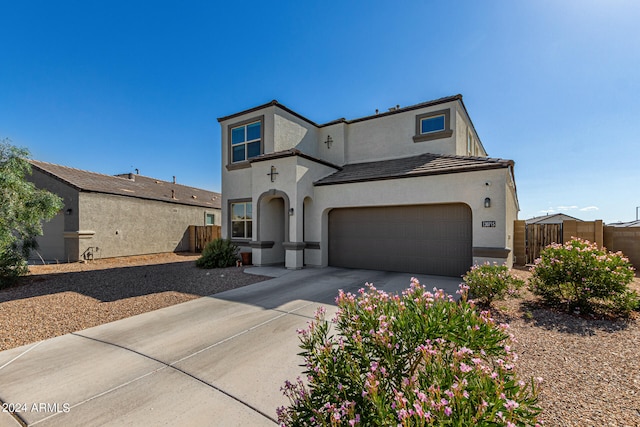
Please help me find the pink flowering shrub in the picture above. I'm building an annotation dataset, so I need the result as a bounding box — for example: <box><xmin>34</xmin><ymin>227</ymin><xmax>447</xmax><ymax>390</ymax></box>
<box><xmin>463</xmin><ymin>263</ymin><xmax>524</xmax><ymax>306</ymax></box>
<box><xmin>277</xmin><ymin>280</ymin><xmax>541</xmax><ymax>426</ymax></box>
<box><xmin>529</xmin><ymin>238</ymin><xmax>638</xmax><ymax>317</ymax></box>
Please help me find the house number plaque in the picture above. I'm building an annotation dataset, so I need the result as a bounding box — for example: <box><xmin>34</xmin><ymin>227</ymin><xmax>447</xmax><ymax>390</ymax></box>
<box><xmin>482</xmin><ymin>221</ymin><xmax>496</xmax><ymax>228</ymax></box>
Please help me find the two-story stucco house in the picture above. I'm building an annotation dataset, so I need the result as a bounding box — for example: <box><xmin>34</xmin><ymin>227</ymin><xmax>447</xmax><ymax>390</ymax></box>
<box><xmin>218</xmin><ymin>94</ymin><xmax>519</xmax><ymax>277</ymax></box>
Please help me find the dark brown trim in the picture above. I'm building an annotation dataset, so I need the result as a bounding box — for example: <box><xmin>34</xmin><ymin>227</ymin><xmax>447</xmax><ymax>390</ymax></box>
<box><xmin>225</xmin><ymin>161</ymin><xmax>251</xmax><ymax>171</ymax></box>
<box><xmin>217</xmin><ymin>95</ymin><xmax>463</xmax><ymax>128</ymax></box>
<box><xmin>217</xmin><ymin>100</ymin><xmax>277</xmax><ymax>123</ymax></box>
<box><xmin>472</xmin><ymin>247</ymin><xmax>511</xmax><ymax>258</ymax></box>
<box><xmin>283</xmin><ymin>242</ymin><xmax>306</xmax><ymax>250</ymax></box>
<box><xmin>218</xmin><ymin>100</ymin><xmax>320</xmax><ymax>128</ymax></box>
<box><xmin>250</xmin><ymin>149</ymin><xmax>342</xmax><ymax>170</ymax></box>
<box><xmin>347</xmin><ymin>95</ymin><xmax>462</xmax><ymax>125</ymax></box>
<box><xmin>227</xmin><ymin>115</ymin><xmax>264</xmax><ymax>166</ymax></box>
<box><xmin>249</xmin><ymin>241</ymin><xmax>275</xmax><ymax>248</ymax></box>
<box><xmin>413</xmin><ymin>109</ymin><xmax>452</xmax><ymax>143</ymax></box>
<box><xmin>304</xmin><ymin>241</ymin><xmax>320</xmax><ymax>249</ymax></box>
<box><xmin>413</xmin><ymin>129</ymin><xmax>454</xmax><ymax>143</ymax></box>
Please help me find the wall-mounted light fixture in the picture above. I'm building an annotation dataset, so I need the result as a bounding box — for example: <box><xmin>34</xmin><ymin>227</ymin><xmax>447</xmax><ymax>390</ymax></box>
<box><xmin>484</xmin><ymin>197</ymin><xmax>491</xmax><ymax>208</ymax></box>
<box><xmin>289</xmin><ymin>208</ymin><xmax>295</xmax><ymax>216</ymax></box>
<box><xmin>324</xmin><ymin>135</ymin><xmax>333</xmax><ymax>149</ymax></box>
<box><xmin>66</xmin><ymin>208</ymin><xmax>73</xmax><ymax>215</ymax></box>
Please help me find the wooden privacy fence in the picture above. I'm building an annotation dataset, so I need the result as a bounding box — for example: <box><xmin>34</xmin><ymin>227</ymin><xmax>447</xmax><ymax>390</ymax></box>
<box><xmin>514</xmin><ymin>219</ymin><xmax>640</xmax><ymax>270</ymax></box>
<box><xmin>189</xmin><ymin>225</ymin><xmax>221</xmax><ymax>253</ymax></box>
<box><xmin>525</xmin><ymin>223</ymin><xmax>562</xmax><ymax>264</ymax></box>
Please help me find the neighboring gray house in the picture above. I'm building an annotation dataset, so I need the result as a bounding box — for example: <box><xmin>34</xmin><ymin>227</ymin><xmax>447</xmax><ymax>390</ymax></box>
<box><xmin>525</xmin><ymin>213</ymin><xmax>583</xmax><ymax>225</ymax></box>
<box><xmin>28</xmin><ymin>160</ymin><xmax>221</xmax><ymax>262</ymax></box>
<box><xmin>218</xmin><ymin>94</ymin><xmax>520</xmax><ymax>277</ymax></box>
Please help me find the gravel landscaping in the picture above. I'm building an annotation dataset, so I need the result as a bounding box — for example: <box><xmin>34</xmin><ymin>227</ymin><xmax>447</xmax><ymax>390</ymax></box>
<box><xmin>0</xmin><ymin>253</ymin><xmax>270</xmax><ymax>351</ymax></box>
<box><xmin>1</xmin><ymin>255</ymin><xmax>639</xmax><ymax>425</ymax></box>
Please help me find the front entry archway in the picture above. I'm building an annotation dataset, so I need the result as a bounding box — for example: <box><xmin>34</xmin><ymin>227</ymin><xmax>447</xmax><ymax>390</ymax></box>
<box><xmin>255</xmin><ymin>190</ymin><xmax>290</xmax><ymax>266</ymax></box>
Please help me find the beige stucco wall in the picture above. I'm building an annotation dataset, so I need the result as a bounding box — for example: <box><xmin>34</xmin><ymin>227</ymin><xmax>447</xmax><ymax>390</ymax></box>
<box><xmin>76</xmin><ymin>192</ymin><xmax>219</xmax><ymax>260</ymax></box>
<box><xmin>345</xmin><ymin>101</ymin><xmax>459</xmax><ymax>163</ymax></box>
<box><xmin>273</xmin><ymin>109</ymin><xmax>318</xmax><ymax>155</ymax></box>
<box><xmin>307</xmin><ymin>167</ymin><xmax>515</xmax><ymax>268</ymax></box>
<box><xmin>28</xmin><ymin>169</ymin><xmax>78</xmax><ymax>262</ymax></box>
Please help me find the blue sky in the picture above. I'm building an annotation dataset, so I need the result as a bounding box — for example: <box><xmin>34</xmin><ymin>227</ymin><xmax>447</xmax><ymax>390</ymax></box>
<box><xmin>2</xmin><ymin>1</ymin><xmax>639</xmax><ymax>223</ymax></box>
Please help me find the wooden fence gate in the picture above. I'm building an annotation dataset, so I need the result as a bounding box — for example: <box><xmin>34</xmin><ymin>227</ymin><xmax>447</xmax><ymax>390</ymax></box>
<box><xmin>189</xmin><ymin>225</ymin><xmax>221</xmax><ymax>253</ymax></box>
<box><xmin>526</xmin><ymin>223</ymin><xmax>562</xmax><ymax>264</ymax></box>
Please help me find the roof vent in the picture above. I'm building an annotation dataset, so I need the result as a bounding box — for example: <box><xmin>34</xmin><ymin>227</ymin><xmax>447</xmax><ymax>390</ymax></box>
<box><xmin>171</xmin><ymin>189</ymin><xmax>176</xmax><ymax>199</ymax></box>
<box><xmin>173</xmin><ymin>176</ymin><xmax>176</xmax><ymax>184</ymax></box>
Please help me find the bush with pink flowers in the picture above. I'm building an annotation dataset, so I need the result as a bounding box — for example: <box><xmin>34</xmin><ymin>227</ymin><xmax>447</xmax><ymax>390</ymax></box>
<box><xmin>277</xmin><ymin>280</ymin><xmax>542</xmax><ymax>426</ymax></box>
<box><xmin>463</xmin><ymin>262</ymin><xmax>524</xmax><ymax>306</ymax></box>
<box><xmin>529</xmin><ymin>238</ymin><xmax>638</xmax><ymax>317</ymax></box>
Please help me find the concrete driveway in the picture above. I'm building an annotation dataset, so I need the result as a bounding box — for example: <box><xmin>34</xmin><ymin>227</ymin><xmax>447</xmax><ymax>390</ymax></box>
<box><xmin>0</xmin><ymin>267</ymin><xmax>461</xmax><ymax>426</ymax></box>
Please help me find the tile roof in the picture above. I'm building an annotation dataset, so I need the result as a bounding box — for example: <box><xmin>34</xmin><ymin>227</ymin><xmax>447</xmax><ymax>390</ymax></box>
<box><xmin>313</xmin><ymin>153</ymin><xmax>513</xmax><ymax>186</ymax></box>
<box><xmin>249</xmin><ymin>149</ymin><xmax>341</xmax><ymax>170</ymax></box>
<box><xmin>29</xmin><ymin>160</ymin><xmax>221</xmax><ymax>209</ymax></box>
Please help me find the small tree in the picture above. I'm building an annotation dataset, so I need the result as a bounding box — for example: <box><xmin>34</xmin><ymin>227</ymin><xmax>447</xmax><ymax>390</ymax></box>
<box><xmin>0</xmin><ymin>138</ymin><xmax>63</xmax><ymax>287</ymax></box>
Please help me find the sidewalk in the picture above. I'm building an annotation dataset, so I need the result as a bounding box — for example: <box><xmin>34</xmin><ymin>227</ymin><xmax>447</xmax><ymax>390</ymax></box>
<box><xmin>0</xmin><ymin>267</ymin><xmax>461</xmax><ymax>426</ymax></box>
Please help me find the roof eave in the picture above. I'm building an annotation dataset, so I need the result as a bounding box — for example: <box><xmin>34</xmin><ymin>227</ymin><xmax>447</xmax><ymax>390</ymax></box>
<box><xmin>314</xmin><ymin>162</ymin><xmax>510</xmax><ymax>186</ymax></box>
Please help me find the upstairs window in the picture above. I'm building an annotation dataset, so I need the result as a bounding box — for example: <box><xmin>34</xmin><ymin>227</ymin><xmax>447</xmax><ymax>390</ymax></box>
<box><xmin>413</xmin><ymin>109</ymin><xmax>453</xmax><ymax>143</ymax></box>
<box><xmin>420</xmin><ymin>115</ymin><xmax>445</xmax><ymax>134</ymax></box>
<box><xmin>230</xmin><ymin>119</ymin><xmax>262</xmax><ymax>163</ymax></box>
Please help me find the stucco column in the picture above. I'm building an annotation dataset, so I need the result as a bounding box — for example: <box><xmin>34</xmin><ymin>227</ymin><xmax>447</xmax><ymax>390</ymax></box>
<box><xmin>283</xmin><ymin>242</ymin><xmax>305</xmax><ymax>269</ymax></box>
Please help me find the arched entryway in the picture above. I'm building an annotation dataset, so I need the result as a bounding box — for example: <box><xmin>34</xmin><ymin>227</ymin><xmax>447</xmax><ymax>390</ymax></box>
<box><xmin>256</xmin><ymin>190</ymin><xmax>290</xmax><ymax>266</ymax></box>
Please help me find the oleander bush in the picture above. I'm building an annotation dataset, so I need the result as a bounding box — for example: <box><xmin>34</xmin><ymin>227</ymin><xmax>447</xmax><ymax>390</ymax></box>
<box><xmin>463</xmin><ymin>263</ymin><xmax>525</xmax><ymax>306</ymax></box>
<box><xmin>529</xmin><ymin>238</ymin><xmax>638</xmax><ymax>317</ymax></box>
<box><xmin>195</xmin><ymin>238</ymin><xmax>239</xmax><ymax>269</ymax></box>
<box><xmin>277</xmin><ymin>280</ymin><xmax>542</xmax><ymax>426</ymax></box>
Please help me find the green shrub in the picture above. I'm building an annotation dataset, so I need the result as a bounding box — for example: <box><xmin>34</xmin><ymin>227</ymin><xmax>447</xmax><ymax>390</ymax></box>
<box><xmin>277</xmin><ymin>280</ymin><xmax>542</xmax><ymax>426</ymax></box>
<box><xmin>195</xmin><ymin>238</ymin><xmax>239</xmax><ymax>269</ymax></box>
<box><xmin>0</xmin><ymin>246</ymin><xmax>29</xmax><ymax>288</ymax></box>
<box><xmin>463</xmin><ymin>262</ymin><xmax>524</xmax><ymax>306</ymax></box>
<box><xmin>529</xmin><ymin>238</ymin><xmax>638</xmax><ymax>317</ymax></box>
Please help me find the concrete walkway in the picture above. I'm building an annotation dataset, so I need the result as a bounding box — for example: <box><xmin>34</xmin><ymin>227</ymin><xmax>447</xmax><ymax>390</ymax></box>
<box><xmin>0</xmin><ymin>267</ymin><xmax>461</xmax><ymax>426</ymax></box>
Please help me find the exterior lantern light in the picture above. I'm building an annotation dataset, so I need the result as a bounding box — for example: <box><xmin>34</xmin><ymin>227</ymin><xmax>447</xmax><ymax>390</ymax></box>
<box><xmin>484</xmin><ymin>197</ymin><xmax>491</xmax><ymax>208</ymax></box>
<box><xmin>289</xmin><ymin>208</ymin><xmax>294</xmax><ymax>216</ymax></box>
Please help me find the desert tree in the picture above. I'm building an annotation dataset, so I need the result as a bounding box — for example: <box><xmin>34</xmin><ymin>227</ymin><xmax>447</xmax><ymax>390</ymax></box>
<box><xmin>0</xmin><ymin>138</ymin><xmax>63</xmax><ymax>286</ymax></box>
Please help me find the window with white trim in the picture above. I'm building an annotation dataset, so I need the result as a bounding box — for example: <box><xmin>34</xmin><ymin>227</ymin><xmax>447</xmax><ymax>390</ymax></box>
<box><xmin>231</xmin><ymin>120</ymin><xmax>261</xmax><ymax>163</ymax></box>
<box><xmin>231</xmin><ymin>202</ymin><xmax>252</xmax><ymax>239</ymax></box>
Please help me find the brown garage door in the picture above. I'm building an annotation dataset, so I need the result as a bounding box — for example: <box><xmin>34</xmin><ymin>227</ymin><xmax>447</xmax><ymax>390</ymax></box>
<box><xmin>329</xmin><ymin>204</ymin><xmax>472</xmax><ymax>277</ymax></box>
